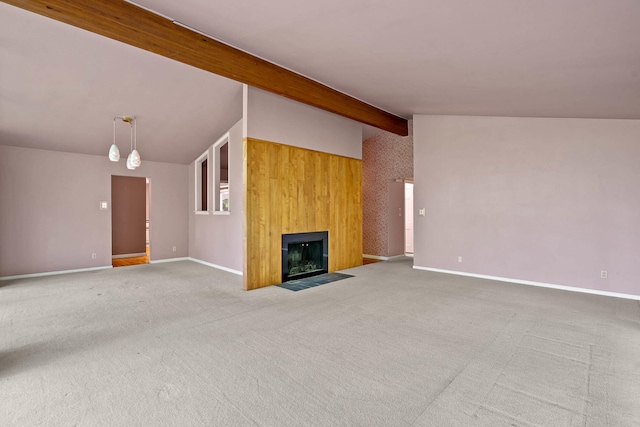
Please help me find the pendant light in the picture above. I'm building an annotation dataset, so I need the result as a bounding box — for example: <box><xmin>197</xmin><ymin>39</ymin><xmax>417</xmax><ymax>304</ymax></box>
<box><xmin>129</xmin><ymin>116</ymin><xmax>141</xmax><ymax>168</ymax></box>
<box><xmin>108</xmin><ymin>118</ymin><xmax>120</xmax><ymax>161</ymax></box>
<box><xmin>109</xmin><ymin>116</ymin><xmax>141</xmax><ymax>169</ymax></box>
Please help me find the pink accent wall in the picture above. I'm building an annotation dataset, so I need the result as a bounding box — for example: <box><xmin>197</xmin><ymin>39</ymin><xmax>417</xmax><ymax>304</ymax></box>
<box><xmin>362</xmin><ymin>121</ymin><xmax>413</xmax><ymax>257</ymax></box>
<box><xmin>0</xmin><ymin>145</ymin><xmax>189</xmax><ymax>277</ymax></box>
<box><xmin>188</xmin><ymin>119</ymin><xmax>243</xmax><ymax>273</ymax></box>
<box><xmin>413</xmin><ymin>115</ymin><xmax>640</xmax><ymax>296</ymax></box>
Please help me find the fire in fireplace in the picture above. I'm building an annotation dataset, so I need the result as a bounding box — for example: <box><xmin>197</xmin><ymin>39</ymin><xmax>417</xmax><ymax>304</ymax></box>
<box><xmin>281</xmin><ymin>231</ymin><xmax>328</xmax><ymax>282</ymax></box>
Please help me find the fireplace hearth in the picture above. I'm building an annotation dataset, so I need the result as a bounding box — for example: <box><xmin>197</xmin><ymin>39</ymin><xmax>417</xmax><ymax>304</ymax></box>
<box><xmin>281</xmin><ymin>231</ymin><xmax>328</xmax><ymax>283</ymax></box>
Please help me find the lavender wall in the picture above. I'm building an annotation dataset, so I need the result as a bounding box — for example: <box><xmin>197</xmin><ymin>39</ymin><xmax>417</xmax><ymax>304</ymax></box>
<box><xmin>0</xmin><ymin>145</ymin><xmax>189</xmax><ymax>277</ymax></box>
<box><xmin>362</xmin><ymin>122</ymin><xmax>414</xmax><ymax>257</ymax></box>
<box><xmin>188</xmin><ymin>119</ymin><xmax>243</xmax><ymax>273</ymax></box>
<box><xmin>243</xmin><ymin>85</ymin><xmax>362</xmax><ymax>159</ymax></box>
<box><xmin>413</xmin><ymin>115</ymin><xmax>640</xmax><ymax>296</ymax></box>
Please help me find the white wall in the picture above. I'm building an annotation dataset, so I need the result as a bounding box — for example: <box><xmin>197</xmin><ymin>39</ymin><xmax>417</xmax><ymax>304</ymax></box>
<box><xmin>188</xmin><ymin>119</ymin><xmax>243</xmax><ymax>273</ymax></box>
<box><xmin>0</xmin><ymin>145</ymin><xmax>189</xmax><ymax>277</ymax></box>
<box><xmin>243</xmin><ymin>85</ymin><xmax>362</xmax><ymax>159</ymax></box>
<box><xmin>413</xmin><ymin>115</ymin><xmax>640</xmax><ymax>296</ymax></box>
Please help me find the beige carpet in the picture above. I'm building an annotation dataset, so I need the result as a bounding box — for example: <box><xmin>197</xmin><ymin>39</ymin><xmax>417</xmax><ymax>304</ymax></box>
<box><xmin>1</xmin><ymin>258</ymin><xmax>639</xmax><ymax>426</ymax></box>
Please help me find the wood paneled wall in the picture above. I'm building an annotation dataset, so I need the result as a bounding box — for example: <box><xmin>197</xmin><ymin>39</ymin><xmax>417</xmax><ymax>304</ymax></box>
<box><xmin>243</xmin><ymin>138</ymin><xmax>362</xmax><ymax>290</ymax></box>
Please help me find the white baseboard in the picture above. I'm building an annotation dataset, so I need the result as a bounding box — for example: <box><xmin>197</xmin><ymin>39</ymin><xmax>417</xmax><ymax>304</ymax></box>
<box><xmin>187</xmin><ymin>258</ymin><xmax>243</xmax><ymax>276</ymax></box>
<box><xmin>363</xmin><ymin>254</ymin><xmax>389</xmax><ymax>261</ymax></box>
<box><xmin>0</xmin><ymin>265</ymin><xmax>113</xmax><ymax>281</ymax></box>
<box><xmin>1</xmin><ymin>257</ymin><xmax>243</xmax><ymax>280</ymax></box>
<box><xmin>112</xmin><ymin>252</ymin><xmax>146</xmax><ymax>259</ymax></box>
<box><xmin>412</xmin><ymin>265</ymin><xmax>640</xmax><ymax>301</ymax></box>
<box><xmin>149</xmin><ymin>257</ymin><xmax>189</xmax><ymax>264</ymax></box>
<box><xmin>363</xmin><ymin>254</ymin><xmax>407</xmax><ymax>261</ymax></box>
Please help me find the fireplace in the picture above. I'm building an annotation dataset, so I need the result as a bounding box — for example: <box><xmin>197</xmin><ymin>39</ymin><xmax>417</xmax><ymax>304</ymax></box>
<box><xmin>281</xmin><ymin>231</ymin><xmax>328</xmax><ymax>282</ymax></box>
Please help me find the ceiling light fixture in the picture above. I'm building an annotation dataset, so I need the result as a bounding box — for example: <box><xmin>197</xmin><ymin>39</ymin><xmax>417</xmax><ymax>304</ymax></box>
<box><xmin>110</xmin><ymin>116</ymin><xmax>141</xmax><ymax>169</ymax></box>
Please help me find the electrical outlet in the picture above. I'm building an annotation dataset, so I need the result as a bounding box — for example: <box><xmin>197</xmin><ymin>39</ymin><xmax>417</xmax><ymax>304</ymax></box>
<box><xmin>458</xmin><ymin>256</ymin><xmax>462</xmax><ymax>263</ymax></box>
<box><xmin>419</xmin><ymin>208</ymin><xmax>425</xmax><ymax>216</ymax></box>
<box><xmin>172</xmin><ymin>246</ymin><xmax>177</xmax><ymax>252</ymax></box>
<box><xmin>600</xmin><ymin>270</ymin><xmax>607</xmax><ymax>279</ymax></box>
<box><xmin>91</xmin><ymin>253</ymin><xmax>97</xmax><ymax>259</ymax></box>
<box><xmin>99</xmin><ymin>201</ymin><xmax>108</xmax><ymax>210</ymax></box>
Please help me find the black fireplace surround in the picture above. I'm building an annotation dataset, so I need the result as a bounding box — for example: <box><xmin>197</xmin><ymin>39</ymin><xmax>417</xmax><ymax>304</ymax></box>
<box><xmin>281</xmin><ymin>231</ymin><xmax>328</xmax><ymax>283</ymax></box>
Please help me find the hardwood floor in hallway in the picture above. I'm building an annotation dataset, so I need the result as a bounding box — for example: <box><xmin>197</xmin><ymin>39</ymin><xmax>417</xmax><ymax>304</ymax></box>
<box><xmin>112</xmin><ymin>247</ymin><xmax>149</xmax><ymax>267</ymax></box>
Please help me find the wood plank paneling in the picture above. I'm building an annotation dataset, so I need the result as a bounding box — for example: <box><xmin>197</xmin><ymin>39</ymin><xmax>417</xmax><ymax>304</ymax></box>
<box><xmin>4</xmin><ymin>0</ymin><xmax>408</xmax><ymax>136</ymax></box>
<box><xmin>243</xmin><ymin>138</ymin><xmax>362</xmax><ymax>290</ymax></box>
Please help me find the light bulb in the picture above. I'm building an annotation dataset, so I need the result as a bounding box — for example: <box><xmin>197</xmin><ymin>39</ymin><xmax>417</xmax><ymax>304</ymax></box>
<box><xmin>126</xmin><ymin>153</ymin><xmax>136</xmax><ymax>170</ymax></box>
<box><xmin>108</xmin><ymin>144</ymin><xmax>120</xmax><ymax>161</ymax></box>
<box><xmin>130</xmin><ymin>149</ymin><xmax>141</xmax><ymax>167</ymax></box>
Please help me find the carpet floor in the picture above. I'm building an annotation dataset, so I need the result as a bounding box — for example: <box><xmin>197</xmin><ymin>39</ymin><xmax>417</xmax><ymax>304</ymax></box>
<box><xmin>1</xmin><ymin>257</ymin><xmax>639</xmax><ymax>426</ymax></box>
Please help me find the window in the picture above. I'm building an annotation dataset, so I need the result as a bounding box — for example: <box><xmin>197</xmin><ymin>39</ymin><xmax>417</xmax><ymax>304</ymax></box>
<box><xmin>213</xmin><ymin>134</ymin><xmax>230</xmax><ymax>213</ymax></box>
<box><xmin>194</xmin><ymin>149</ymin><xmax>209</xmax><ymax>214</ymax></box>
<box><xmin>201</xmin><ymin>159</ymin><xmax>208</xmax><ymax>211</ymax></box>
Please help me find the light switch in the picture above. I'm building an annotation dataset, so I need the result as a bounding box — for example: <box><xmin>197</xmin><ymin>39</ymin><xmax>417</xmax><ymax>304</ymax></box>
<box><xmin>100</xmin><ymin>201</ymin><xmax>108</xmax><ymax>210</ymax></box>
<box><xmin>419</xmin><ymin>208</ymin><xmax>425</xmax><ymax>216</ymax></box>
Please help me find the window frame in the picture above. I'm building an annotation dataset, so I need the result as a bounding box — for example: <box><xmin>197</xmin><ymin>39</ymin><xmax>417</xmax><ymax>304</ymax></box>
<box><xmin>212</xmin><ymin>133</ymin><xmax>230</xmax><ymax>215</ymax></box>
<box><xmin>194</xmin><ymin>149</ymin><xmax>210</xmax><ymax>215</ymax></box>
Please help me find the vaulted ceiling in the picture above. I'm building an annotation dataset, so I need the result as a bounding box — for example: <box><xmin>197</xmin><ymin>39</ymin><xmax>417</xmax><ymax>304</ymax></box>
<box><xmin>1</xmin><ymin>0</ymin><xmax>639</xmax><ymax>164</ymax></box>
<box><xmin>0</xmin><ymin>3</ymin><xmax>243</xmax><ymax>164</ymax></box>
<box><xmin>135</xmin><ymin>0</ymin><xmax>640</xmax><ymax>119</ymax></box>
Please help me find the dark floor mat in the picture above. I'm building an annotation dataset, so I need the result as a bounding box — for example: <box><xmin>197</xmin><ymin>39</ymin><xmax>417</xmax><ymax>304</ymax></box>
<box><xmin>277</xmin><ymin>272</ymin><xmax>354</xmax><ymax>291</ymax></box>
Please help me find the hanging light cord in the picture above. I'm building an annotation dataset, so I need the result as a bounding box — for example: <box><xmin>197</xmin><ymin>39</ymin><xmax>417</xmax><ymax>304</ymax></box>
<box><xmin>113</xmin><ymin>117</ymin><xmax>117</xmax><ymax>146</ymax></box>
<box><xmin>133</xmin><ymin>117</ymin><xmax>137</xmax><ymax>151</ymax></box>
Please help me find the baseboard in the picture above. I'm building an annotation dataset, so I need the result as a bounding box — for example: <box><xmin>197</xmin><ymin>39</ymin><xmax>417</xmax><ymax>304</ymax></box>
<box><xmin>187</xmin><ymin>258</ymin><xmax>243</xmax><ymax>275</ymax></box>
<box><xmin>412</xmin><ymin>265</ymin><xmax>640</xmax><ymax>301</ymax></box>
<box><xmin>362</xmin><ymin>254</ymin><xmax>408</xmax><ymax>261</ymax></box>
<box><xmin>0</xmin><ymin>265</ymin><xmax>113</xmax><ymax>281</ymax></box>
<box><xmin>149</xmin><ymin>257</ymin><xmax>189</xmax><ymax>264</ymax></box>
<box><xmin>363</xmin><ymin>254</ymin><xmax>389</xmax><ymax>261</ymax></box>
<box><xmin>112</xmin><ymin>252</ymin><xmax>147</xmax><ymax>259</ymax></box>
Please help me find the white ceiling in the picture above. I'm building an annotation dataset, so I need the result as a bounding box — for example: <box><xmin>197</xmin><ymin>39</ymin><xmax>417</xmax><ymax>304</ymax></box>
<box><xmin>1</xmin><ymin>0</ymin><xmax>639</xmax><ymax>163</ymax></box>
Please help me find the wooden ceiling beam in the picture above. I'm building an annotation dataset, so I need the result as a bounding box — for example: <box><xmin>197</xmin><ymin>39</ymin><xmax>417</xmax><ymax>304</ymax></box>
<box><xmin>3</xmin><ymin>0</ymin><xmax>409</xmax><ymax>136</ymax></box>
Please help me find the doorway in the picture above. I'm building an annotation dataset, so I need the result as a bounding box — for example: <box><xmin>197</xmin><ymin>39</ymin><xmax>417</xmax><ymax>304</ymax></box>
<box><xmin>387</xmin><ymin>180</ymin><xmax>405</xmax><ymax>257</ymax></box>
<box><xmin>111</xmin><ymin>175</ymin><xmax>149</xmax><ymax>267</ymax></box>
<box><xmin>387</xmin><ymin>178</ymin><xmax>414</xmax><ymax>257</ymax></box>
<box><xmin>404</xmin><ymin>180</ymin><xmax>414</xmax><ymax>254</ymax></box>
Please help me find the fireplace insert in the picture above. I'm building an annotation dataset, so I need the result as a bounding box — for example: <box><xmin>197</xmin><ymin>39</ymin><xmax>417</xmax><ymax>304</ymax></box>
<box><xmin>281</xmin><ymin>231</ymin><xmax>328</xmax><ymax>282</ymax></box>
